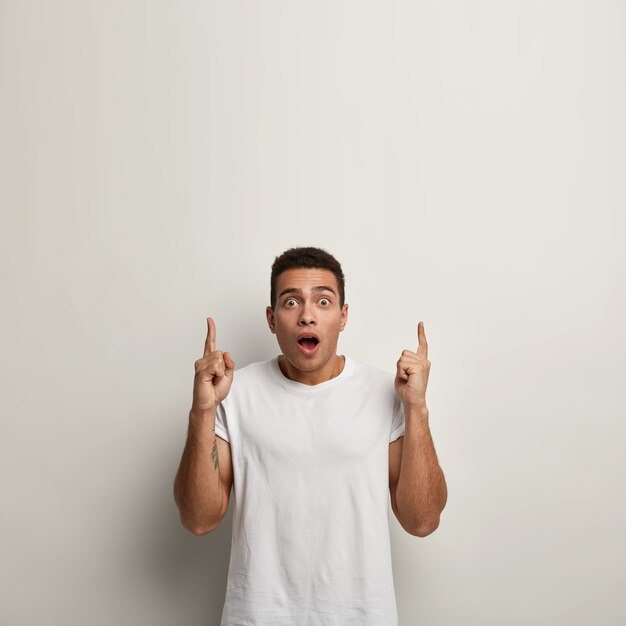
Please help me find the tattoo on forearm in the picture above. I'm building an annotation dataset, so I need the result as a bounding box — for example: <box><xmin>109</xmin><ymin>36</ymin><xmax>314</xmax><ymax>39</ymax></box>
<box><xmin>211</xmin><ymin>433</ymin><xmax>221</xmax><ymax>487</ymax></box>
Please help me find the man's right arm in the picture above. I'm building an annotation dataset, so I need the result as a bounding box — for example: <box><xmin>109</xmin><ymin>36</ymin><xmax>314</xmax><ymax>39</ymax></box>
<box><xmin>173</xmin><ymin>408</ymin><xmax>232</xmax><ymax>535</ymax></box>
<box><xmin>173</xmin><ymin>317</ymin><xmax>235</xmax><ymax>535</ymax></box>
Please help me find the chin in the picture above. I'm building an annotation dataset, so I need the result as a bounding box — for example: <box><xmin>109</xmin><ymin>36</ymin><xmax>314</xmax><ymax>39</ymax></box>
<box><xmin>284</xmin><ymin>352</ymin><xmax>327</xmax><ymax>371</ymax></box>
<box><xmin>286</xmin><ymin>356</ymin><xmax>318</xmax><ymax>371</ymax></box>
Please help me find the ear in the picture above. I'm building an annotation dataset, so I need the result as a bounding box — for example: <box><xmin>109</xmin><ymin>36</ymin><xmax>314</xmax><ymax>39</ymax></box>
<box><xmin>340</xmin><ymin>303</ymin><xmax>349</xmax><ymax>331</ymax></box>
<box><xmin>266</xmin><ymin>306</ymin><xmax>276</xmax><ymax>334</ymax></box>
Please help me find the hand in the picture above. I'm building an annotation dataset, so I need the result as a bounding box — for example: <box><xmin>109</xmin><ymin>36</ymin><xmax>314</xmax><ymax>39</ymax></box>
<box><xmin>192</xmin><ymin>317</ymin><xmax>235</xmax><ymax>413</ymax></box>
<box><xmin>394</xmin><ymin>321</ymin><xmax>430</xmax><ymax>410</ymax></box>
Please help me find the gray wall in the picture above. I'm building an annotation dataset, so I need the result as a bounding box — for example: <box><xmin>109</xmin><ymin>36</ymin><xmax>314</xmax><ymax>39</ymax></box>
<box><xmin>1</xmin><ymin>1</ymin><xmax>624</xmax><ymax>624</ymax></box>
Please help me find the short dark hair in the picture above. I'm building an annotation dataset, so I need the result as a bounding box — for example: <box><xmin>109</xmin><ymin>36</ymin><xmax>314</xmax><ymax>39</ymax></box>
<box><xmin>270</xmin><ymin>246</ymin><xmax>345</xmax><ymax>309</ymax></box>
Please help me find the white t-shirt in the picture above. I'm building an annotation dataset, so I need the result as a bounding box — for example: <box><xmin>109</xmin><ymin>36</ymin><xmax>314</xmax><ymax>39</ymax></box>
<box><xmin>214</xmin><ymin>355</ymin><xmax>405</xmax><ymax>626</ymax></box>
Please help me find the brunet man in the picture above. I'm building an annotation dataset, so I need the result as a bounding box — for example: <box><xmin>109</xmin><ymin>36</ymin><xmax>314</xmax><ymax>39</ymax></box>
<box><xmin>174</xmin><ymin>246</ymin><xmax>447</xmax><ymax>625</ymax></box>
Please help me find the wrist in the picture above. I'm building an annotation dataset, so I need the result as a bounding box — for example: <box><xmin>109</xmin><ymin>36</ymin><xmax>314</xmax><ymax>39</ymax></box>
<box><xmin>403</xmin><ymin>400</ymin><xmax>428</xmax><ymax>417</ymax></box>
<box><xmin>404</xmin><ymin>403</ymin><xmax>429</xmax><ymax>421</ymax></box>
<box><xmin>189</xmin><ymin>406</ymin><xmax>217</xmax><ymax>429</ymax></box>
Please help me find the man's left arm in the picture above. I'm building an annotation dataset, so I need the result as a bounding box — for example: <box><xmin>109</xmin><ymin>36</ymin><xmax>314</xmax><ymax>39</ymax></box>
<box><xmin>391</xmin><ymin>321</ymin><xmax>447</xmax><ymax>537</ymax></box>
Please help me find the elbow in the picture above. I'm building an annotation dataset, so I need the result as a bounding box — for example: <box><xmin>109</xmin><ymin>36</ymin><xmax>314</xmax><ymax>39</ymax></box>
<box><xmin>181</xmin><ymin>515</ymin><xmax>220</xmax><ymax>536</ymax></box>
<box><xmin>394</xmin><ymin>503</ymin><xmax>441</xmax><ymax>538</ymax></box>
<box><xmin>411</xmin><ymin>516</ymin><xmax>440</xmax><ymax>538</ymax></box>
<box><xmin>177</xmin><ymin>506</ymin><xmax>223</xmax><ymax>536</ymax></box>
<box><xmin>186</xmin><ymin>523</ymin><xmax>216</xmax><ymax>536</ymax></box>
<box><xmin>174</xmin><ymin>491</ymin><xmax>225</xmax><ymax>536</ymax></box>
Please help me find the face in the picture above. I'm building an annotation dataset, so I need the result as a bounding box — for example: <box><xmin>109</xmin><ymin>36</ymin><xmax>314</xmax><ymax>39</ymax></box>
<box><xmin>266</xmin><ymin>268</ymin><xmax>348</xmax><ymax>376</ymax></box>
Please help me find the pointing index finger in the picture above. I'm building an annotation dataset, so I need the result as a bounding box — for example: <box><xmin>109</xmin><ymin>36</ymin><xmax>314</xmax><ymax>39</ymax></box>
<box><xmin>417</xmin><ymin>321</ymin><xmax>428</xmax><ymax>359</ymax></box>
<box><xmin>204</xmin><ymin>316</ymin><xmax>216</xmax><ymax>357</ymax></box>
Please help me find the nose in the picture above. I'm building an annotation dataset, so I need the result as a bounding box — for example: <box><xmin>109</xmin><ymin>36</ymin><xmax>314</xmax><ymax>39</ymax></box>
<box><xmin>298</xmin><ymin>302</ymin><xmax>316</xmax><ymax>326</ymax></box>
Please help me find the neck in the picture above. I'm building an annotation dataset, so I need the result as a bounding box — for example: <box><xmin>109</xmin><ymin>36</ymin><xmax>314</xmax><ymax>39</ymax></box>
<box><xmin>278</xmin><ymin>354</ymin><xmax>345</xmax><ymax>386</ymax></box>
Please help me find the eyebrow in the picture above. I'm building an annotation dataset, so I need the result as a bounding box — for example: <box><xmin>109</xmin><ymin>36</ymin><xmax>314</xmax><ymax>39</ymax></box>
<box><xmin>277</xmin><ymin>285</ymin><xmax>337</xmax><ymax>299</ymax></box>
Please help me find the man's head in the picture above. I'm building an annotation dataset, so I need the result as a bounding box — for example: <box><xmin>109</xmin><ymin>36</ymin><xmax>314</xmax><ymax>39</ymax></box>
<box><xmin>266</xmin><ymin>247</ymin><xmax>348</xmax><ymax>382</ymax></box>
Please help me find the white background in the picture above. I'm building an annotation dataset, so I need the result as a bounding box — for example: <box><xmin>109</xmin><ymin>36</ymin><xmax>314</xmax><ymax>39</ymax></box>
<box><xmin>1</xmin><ymin>1</ymin><xmax>624</xmax><ymax>624</ymax></box>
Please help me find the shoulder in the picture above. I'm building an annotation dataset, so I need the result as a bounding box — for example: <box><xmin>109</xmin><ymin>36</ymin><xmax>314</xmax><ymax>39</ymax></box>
<box><xmin>219</xmin><ymin>359</ymin><xmax>275</xmax><ymax>413</ymax></box>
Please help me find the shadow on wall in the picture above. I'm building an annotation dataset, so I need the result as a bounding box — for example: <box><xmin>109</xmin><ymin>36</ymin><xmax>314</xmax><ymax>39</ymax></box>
<box><xmin>136</xmin><ymin>444</ymin><xmax>234</xmax><ymax>626</ymax></box>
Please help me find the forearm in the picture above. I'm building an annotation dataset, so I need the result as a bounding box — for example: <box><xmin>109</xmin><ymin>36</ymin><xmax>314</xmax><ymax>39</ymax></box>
<box><xmin>395</xmin><ymin>406</ymin><xmax>447</xmax><ymax>536</ymax></box>
<box><xmin>174</xmin><ymin>408</ymin><xmax>224</xmax><ymax>534</ymax></box>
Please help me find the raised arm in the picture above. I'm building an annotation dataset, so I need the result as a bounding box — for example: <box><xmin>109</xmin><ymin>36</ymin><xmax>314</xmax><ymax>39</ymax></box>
<box><xmin>391</xmin><ymin>322</ymin><xmax>447</xmax><ymax>536</ymax></box>
<box><xmin>173</xmin><ymin>317</ymin><xmax>235</xmax><ymax>535</ymax></box>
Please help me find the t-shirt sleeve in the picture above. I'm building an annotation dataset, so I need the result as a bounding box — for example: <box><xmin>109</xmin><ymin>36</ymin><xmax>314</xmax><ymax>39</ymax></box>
<box><xmin>214</xmin><ymin>401</ymin><xmax>230</xmax><ymax>443</ymax></box>
<box><xmin>389</xmin><ymin>394</ymin><xmax>405</xmax><ymax>443</ymax></box>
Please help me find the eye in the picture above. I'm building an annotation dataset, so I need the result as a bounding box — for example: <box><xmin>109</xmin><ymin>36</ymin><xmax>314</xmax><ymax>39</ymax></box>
<box><xmin>285</xmin><ymin>298</ymin><xmax>297</xmax><ymax>307</ymax></box>
<box><xmin>319</xmin><ymin>298</ymin><xmax>330</xmax><ymax>306</ymax></box>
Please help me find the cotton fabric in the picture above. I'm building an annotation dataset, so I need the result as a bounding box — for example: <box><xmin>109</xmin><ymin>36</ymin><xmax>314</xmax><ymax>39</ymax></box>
<box><xmin>215</xmin><ymin>355</ymin><xmax>405</xmax><ymax>625</ymax></box>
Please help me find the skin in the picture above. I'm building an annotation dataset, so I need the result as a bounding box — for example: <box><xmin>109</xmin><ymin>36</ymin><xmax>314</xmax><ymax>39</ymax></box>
<box><xmin>175</xmin><ymin>267</ymin><xmax>447</xmax><ymax>537</ymax></box>
<box><xmin>265</xmin><ymin>268</ymin><xmax>348</xmax><ymax>386</ymax></box>
<box><xmin>389</xmin><ymin>322</ymin><xmax>448</xmax><ymax>535</ymax></box>
<box><xmin>173</xmin><ymin>317</ymin><xmax>235</xmax><ymax>534</ymax></box>
<box><xmin>394</xmin><ymin>321</ymin><xmax>430</xmax><ymax>409</ymax></box>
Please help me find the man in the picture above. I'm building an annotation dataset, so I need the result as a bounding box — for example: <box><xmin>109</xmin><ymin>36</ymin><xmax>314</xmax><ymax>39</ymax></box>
<box><xmin>173</xmin><ymin>246</ymin><xmax>447</xmax><ymax>625</ymax></box>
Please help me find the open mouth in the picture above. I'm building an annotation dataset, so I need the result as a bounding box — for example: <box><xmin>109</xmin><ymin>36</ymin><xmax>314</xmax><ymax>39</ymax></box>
<box><xmin>297</xmin><ymin>335</ymin><xmax>320</xmax><ymax>356</ymax></box>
